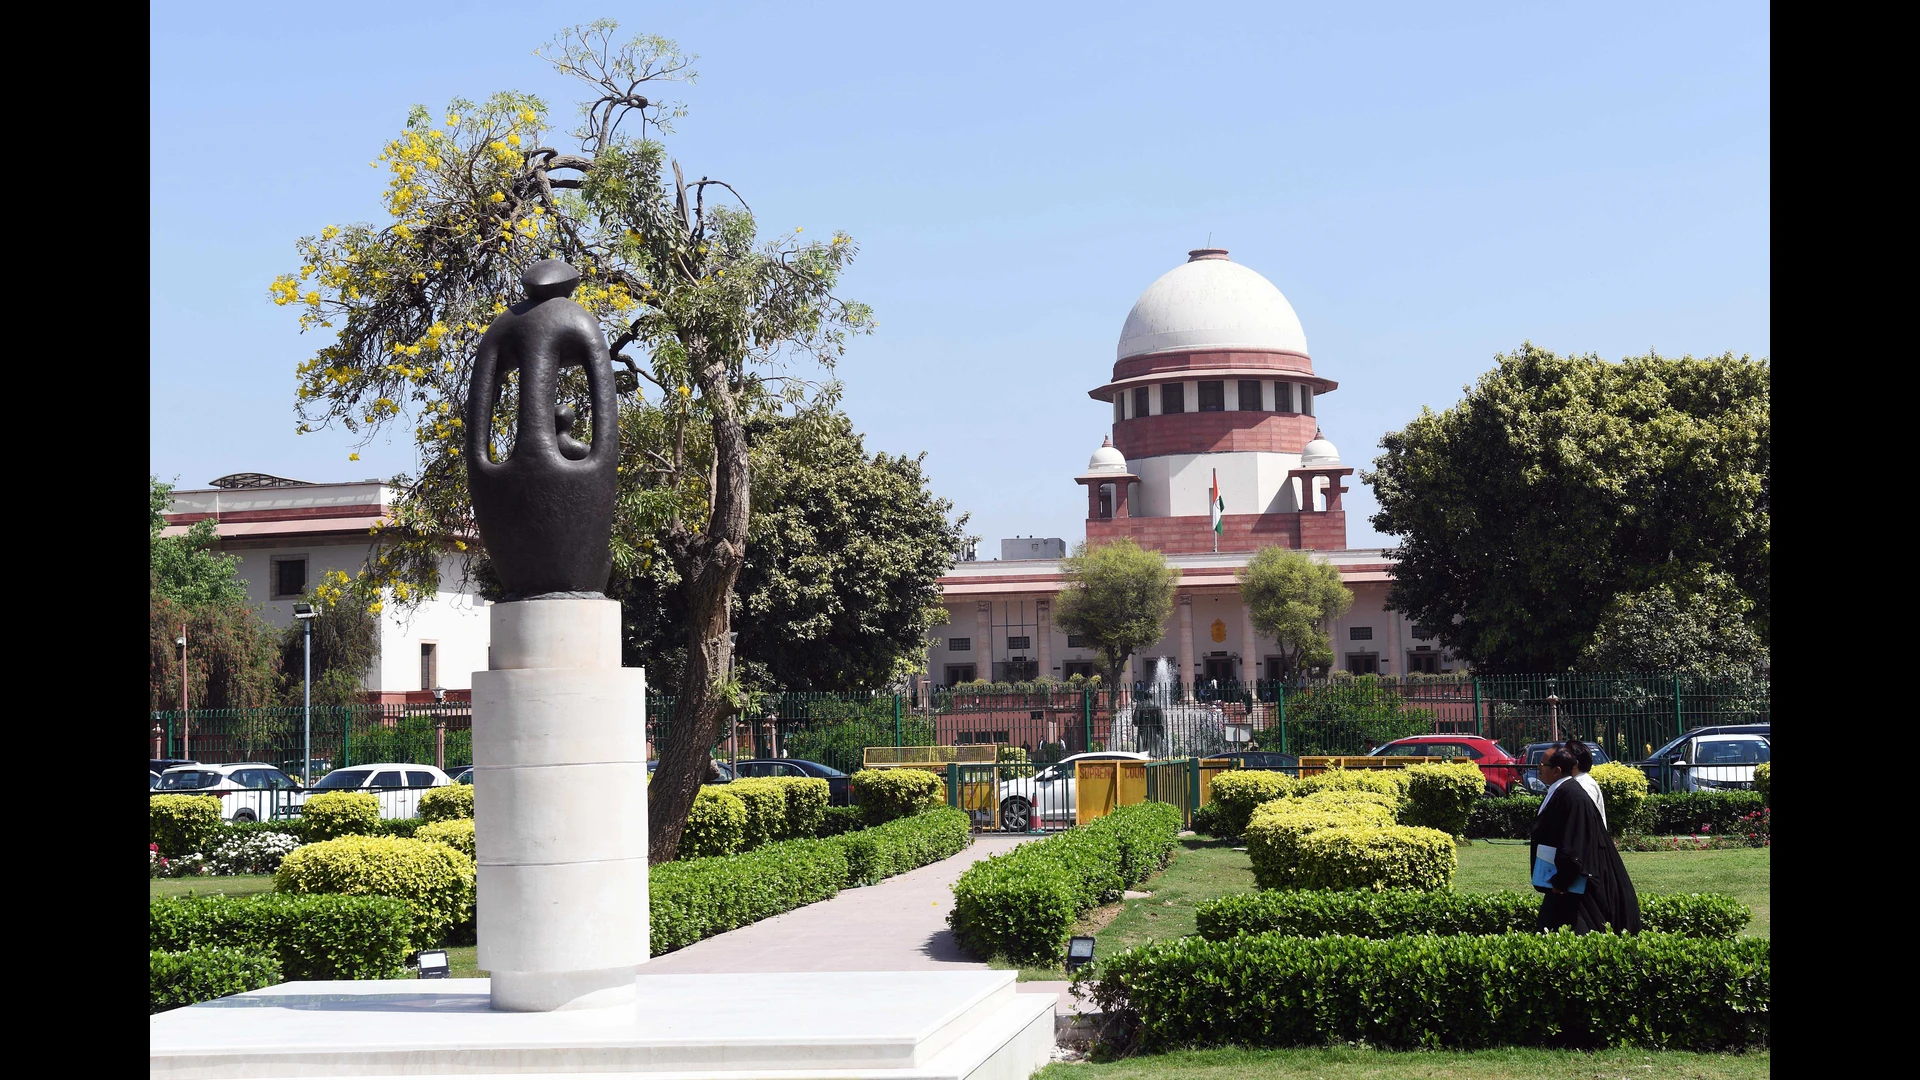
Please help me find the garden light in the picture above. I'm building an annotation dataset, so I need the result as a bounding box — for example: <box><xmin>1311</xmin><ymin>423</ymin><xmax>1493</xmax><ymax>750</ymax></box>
<box><xmin>1065</xmin><ymin>936</ymin><xmax>1097</xmax><ymax>971</ymax></box>
<box><xmin>416</xmin><ymin>950</ymin><xmax>451</xmax><ymax>979</ymax></box>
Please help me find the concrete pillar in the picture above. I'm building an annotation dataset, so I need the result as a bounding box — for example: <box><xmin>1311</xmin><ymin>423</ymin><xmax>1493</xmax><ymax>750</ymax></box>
<box><xmin>975</xmin><ymin>601</ymin><xmax>994</xmax><ymax>683</ymax></box>
<box><xmin>1035</xmin><ymin>600</ymin><xmax>1053</xmax><ymax>681</ymax></box>
<box><xmin>472</xmin><ymin>598</ymin><xmax>648</xmax><ymax>1012</ymax></box>
<box><xmin>1177</xmin><ymin>594</ymin><xmax>1195</xmax><ymax>700</ymax></box>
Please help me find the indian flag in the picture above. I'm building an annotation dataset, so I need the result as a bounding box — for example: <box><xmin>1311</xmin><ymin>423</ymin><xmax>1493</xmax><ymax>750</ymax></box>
<box><xmin>1210</xmin><ymin>469</ymin><xmax>1225</xmax><ymax>537</ymax></box>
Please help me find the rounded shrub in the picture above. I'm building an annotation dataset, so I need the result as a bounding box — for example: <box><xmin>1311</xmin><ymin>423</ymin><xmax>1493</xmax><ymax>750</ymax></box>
<box><xmin>1245</xmin><ymin>798</ymin><xmax>1396</xmax><ymax>890</ymax></box>
<box><xmin>418</xmin><ymin>785</ymin><xmax>474</xmax><ymax>822</ymax></box>
<box><xmin>1295</xmin><ymin>767</ymin><xmax>1410</xmax><ymax>802</ymax></box>
<box><xmin>1293</xmin><ymin>823</ymin><xmax>1457</xmax><ymax>891</ymax></box>
<box><xmin>1403</xmin><ymin>762</ymin><xmax>1484</xmax><ymax>837</ymax></box>
<box><xmin>851</xmin><ymin>768</ymin><xmax>946</xmax><ymax>826</ymax></box>
<box><xmin>1753</xmin><ymin>762</ymin><xmax>1770</xmax><ymax>807</ymax></box>
<box><xmin>300</xmin><ymin>792</ymin><xmax>381</xmax><ymax>840</ymax></box>
<box><xmin>1590</xmin><ymin>762</ymin><xmax>1650</xmax><ymax>836</ymax></box>
<box><xmin>151</xmin><ymin>947</ymin><xmax>281</xmax><ymax>1014</ymax></box>
<box><xmin>416</xmin><ymin>817</ymin><xmax>475</xmax><ymax>859</ymax></box>
<box><xmin>151</xmin><ymin>795</ymin><xmax>224</xmax><ymax>857</ymax></box>
<box><xmin>275</xmin><ymin>835</ymin><xmax>475</xmax><ymax>949</ymax></box>
<box><xmin>680</xmin><ymin>788</ymin><xmax>747</xmax><ymax>858</ymax></box>
<box><xmin>726</xmin><ymin>778</ymin><xmax>791</xmax><ymax>849</ymax></box>
<box><xmin>781</xmin><ymin>777</ymin><xmax>831</xmax><ymax>839</ymax></box>
<box><xmin>208</xmin><ymin>830</ymin><xmax>303</xmax><ymax>875</ymax></box>
<box><xmin>1205</xmin><ymin>771</ymin><xmax>1294</xmax><ymax>837</ymax></box>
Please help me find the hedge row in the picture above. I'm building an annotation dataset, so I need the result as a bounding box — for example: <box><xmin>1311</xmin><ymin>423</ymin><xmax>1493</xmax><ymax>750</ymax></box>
<box><xmin>151</xmin><ymin>948</ymin><xmax>282</xmax><ymax>1014</ymax></box>
<box><xmin>275</xmin><ymin>835</ymin><xmax>475</xmax><ymax>950</ymax></box>
<box><xmin>1200</xmin><ymin>768</ymin><xmax>1415</xmax><ymax>839</ymax></box>
<box><xmin>679</xmin><ymin>778</ymin><xmax>834</xmax><ymax>858</ymax></box>
<box><xmin>850</xmin><ymin>768</ymin><xmax>947</xmax><ymax>826</ymax></box>
<box><xmin>1195</xmin><ymin>889</ymin><xmax>1751</xmax><ymax>941</ymax></box>
<box><xmin>1754</xmin><ymin>763</ymin><xmax>1770</xmax><ymax>806</ymax></box>
<box><xmin>1246</xmin><ymin>790</ymin><xmax>1454</xmax><ymax>891</ymax></box>
<box><xmin>1088</xmin><ymin>931</ymin><xmax>1770</xmax><ymax>1052</ymax></box>
<box><xmin>651</xmin><ymin>807</ymin><xmax>971</xmax><ymax>955</ymax></box>
<box><xmin>1466</xmin><ymin>791</ymin><xmax>1767</xmax><ymax>840</ymax></box>
<box><xmin>150</xmin><ymin>893</ymin><xmax>413</xmax><ymax>980</ymax></box>
<box><xmin>949</xmin><ymin>802</ymin><xmax>1183</xmax><ymax>966</ymax></box>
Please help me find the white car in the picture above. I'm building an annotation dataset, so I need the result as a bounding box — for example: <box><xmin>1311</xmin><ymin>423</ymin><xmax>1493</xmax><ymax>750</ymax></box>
<box><xmin>995</xmin><ymin>751</ymin><xmax>1151</xmax><ymax>832</ymax></box>
<box><xmin>303</xmin><ymin>763</ymin><xmax>453</xmax><ymax>819</ymax></box>
<box><xmin>1668</xmin><ymin>734</ymin><xmax>1770</xmax><ymax>792</ymax></box>
<box><xmin>153</xmin><ymin>762</ymin><xmax>305</xmax><ymax>823</ymax></box>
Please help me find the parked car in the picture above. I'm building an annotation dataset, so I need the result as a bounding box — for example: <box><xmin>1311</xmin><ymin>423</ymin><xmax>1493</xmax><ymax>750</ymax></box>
<box><xmin>302</xmin><ymin>763</ymin><xmax>453</xmax><ymax>818</ymax></box>
<box><xmin>452</xmin><ymin>767</ymin><xmax>473</xmax><ymax>785</ymax></box>
<box><xmin>280</xmin><ymin>759</ymin><xmax>334</xmax><ymax>786</ymax></box>
<box><xmin>150</xmin><ymin>770</ymin><xmax>161</xmax><ymax>790</ymax></box>
<box><xmin>1367</xmin><ymin>736</ymin><xmax>1523</xmax><ymax>796</ymax></box>
<box><xmin>153</xmin><ymin>762</ymin><xmax>305</xmax><ymax>822</ymax></box>
<box><xmin>151</xmin><ymin>758</ymin><xmax>198</xmax><ymax>776</ymax></box>
<box><xmin>1636</xmin><ymin>732</ymin><xmax>1770</xmax><ymax>793</ymax></box>
<box><xmin>1207</xmin><ymin>751</ymin><xmax>1299</xmax><ymax>772</ymax></box>
<box><xmin>646</xmin><ymin>759</ymin><xmax>735</xmax><ymax>784</ymax></box>
<box><xmin>1633</xmin><ymin>723</ymin><xmax>1771</xmax><ymax>792</ymax></box>
<box><xmin>731</xmin><ymin>758</ymin><xmax>851</xmax><ymax>805</ymax></box>
<box><xmin>996</xmin><ymin>750</ymin><xmax>1152</xmax><ymax>831</ymax></box>
<box><xmin>1517</xmin><ymin>741</ymin><xmax>1611</xmax><ymax>795</ymax></box>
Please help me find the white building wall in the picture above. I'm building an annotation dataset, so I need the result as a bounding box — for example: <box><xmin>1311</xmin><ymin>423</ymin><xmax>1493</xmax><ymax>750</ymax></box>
<box><xmin>1133</xmin><ymin>451</ymin><xmax>1304</xmax><ymax>518</ymax></box>
<box><xmin>374</xmin><ymin>555</ymin><xmax>491</xmax><ymax>692</ymax></box>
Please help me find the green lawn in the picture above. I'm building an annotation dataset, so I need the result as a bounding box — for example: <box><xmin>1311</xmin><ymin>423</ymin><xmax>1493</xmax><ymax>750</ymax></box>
<box><xmin>1039</xmin><ymin>1048</ymin><xmax>1771</xmax><ymax>1079</ymax></box>
<box><xmin>150</xmin><ymin>875</ymin><xmax>276</xmax><ymax>899</ymax></box>
<box><xmin>1453</xmin><ymin>840</ymin><xmax>1771</xmax><ymax>937</ymax></box>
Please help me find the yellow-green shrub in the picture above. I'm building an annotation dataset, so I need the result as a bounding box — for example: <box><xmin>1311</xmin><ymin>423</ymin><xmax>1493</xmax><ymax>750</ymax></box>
<box><xmin>418</xmin><ymin>785</ymin><xmax>474</xmax><ymax>822</ymax></box>
<box><xmin>780</xmin><ymin>777</ymin><xmax>830</xmax><ymax>839</ymax></box>
<box><xmin>681</xmin><ymin>788</ymin><xmax>747</xmax><ymax>857</ymax></box>
<box><xmin>1245</xmin><ymin>797</ymin><xmax>1396</xmax><ymax>889</ymax></box>
<box><xmin>727</xmin><ymin>778</ymin><xmax>791</xmax><ymax>849</ymax></box>
<box><xmin>1753</xmin><ymin>762</ymin><xmax>1770</xmax><ymax>807</ymax></box>
<box><xmin>151</xmin><ymin>795</ymin><xmax>223</xmax><ymax>857</ymax></box>
<box><xmin>301</xmin><ymin>792</ymin><xmax>380</xmax><ymax>839</ymax></box>
<box><xmin>1295</xmin><ymin>767</ymin><xmax>1409</xmax><ymax>801</ymax></box>
<box><xmin>275</xmin><ymin>835</ymin><xmax>475</xmax><ymax>949</ymax></box>
<box><xmin>851</xmin><ymin>768</ymin><xmax>946</xmax><ymax>826</ymax></box>
<box><xmin>416</xmin><ymin>818</ymin><xmax>475</xmax><ymax>859</ymax></box>
<box><xmin>1205</xmin><ymin>771</ymin><xmax>1294</xmax><ymax>836</ymax></box>
<box><xmin>1293</xmin><ymin>823</ymin><xmax>1457</xmax><ymax>890</ymax></box>
<box><xmin>1403</xmin><ymin>762</ymin><xmax>1484</xmax><ymax>837</ymax></box>
<box><xmin>1590</xmin><ymin>762</ymin><xmax>1650</xmax><ymax>836</ymax></box>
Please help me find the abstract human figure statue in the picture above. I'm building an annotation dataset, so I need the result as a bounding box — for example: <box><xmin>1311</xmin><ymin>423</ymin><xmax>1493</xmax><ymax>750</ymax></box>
<box><xmin>466</xmin><ymin>259</ymin><xmax>618</xmax><ymax>599</ymax></box>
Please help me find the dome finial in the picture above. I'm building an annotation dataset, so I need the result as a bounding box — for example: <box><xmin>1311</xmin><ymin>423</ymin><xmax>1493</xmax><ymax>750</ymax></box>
<box><xmin>1101</xmin><ymin>435</ymin><xmax>1113</xmax><ymax>447</ymax></box>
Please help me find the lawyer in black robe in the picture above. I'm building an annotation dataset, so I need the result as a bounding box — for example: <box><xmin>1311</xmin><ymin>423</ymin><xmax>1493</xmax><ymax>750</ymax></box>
<box><xmin>1531</xmin><ymin>754</ymin><xmax>1641</xmax><ymax>933</ymax></box>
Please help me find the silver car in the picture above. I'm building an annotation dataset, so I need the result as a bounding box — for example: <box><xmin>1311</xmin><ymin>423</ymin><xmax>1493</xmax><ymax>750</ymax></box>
<box><xmin>995</xmin><ymin>751</ymin><xmax>1150</xmax><ymax>831</ymax></box>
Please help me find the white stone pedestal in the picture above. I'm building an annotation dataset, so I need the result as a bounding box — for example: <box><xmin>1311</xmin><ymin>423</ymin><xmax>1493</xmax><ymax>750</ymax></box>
<box><xmin>471</xmin><ymin>598</ymin><xmax>648</xmax><ymax>1012</ymax></box>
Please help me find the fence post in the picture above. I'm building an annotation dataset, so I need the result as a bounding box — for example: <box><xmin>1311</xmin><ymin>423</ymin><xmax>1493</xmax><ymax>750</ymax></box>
<box><xmin>946</xmin><ymin>762</ymin><xmax>960</xmax><ymax>809</ymax></box>
<box><xmin>893</xmin><ymin>694</ymin><xmax>902</xmax><ymax>748</ymax></box>
<box><xmin>166</xmin><ymin>713</ymin><xmax>175</xmax><ymax>759</ymax></box>
<box><xmin>1672</xmin><ymin>673</ymin><xmax>1684</xmax><ymax>741</ymax></box>
<box><xmin>1082</xmin><ymin>689</ymin><xmax>1093</xmax><ymax>752</ymax></box>
<box><xmin>1471</xmin><ymin>677</ymin><xmax>1482</xmax><ymax>736</ymax></box>
<box><xmin>1276</xmin><ymin>684</ymin><xmax>1287</xmax><ymax>755</ymax></box>
<box><xmin>342</xmin><ymin>709</ymin><xmax>352</xmax><ymax>768</ymax></box>
<box><xmin>1187</xmin><ymin>756</ymin><xmax>1201</xmax><ymax>822</ymax></box>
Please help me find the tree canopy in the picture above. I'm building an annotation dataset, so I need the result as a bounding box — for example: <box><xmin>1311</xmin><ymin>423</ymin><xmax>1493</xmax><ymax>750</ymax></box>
<box><xmin>1366</xmin><ymin>344</ymin><xmax>1769</xmax><ymax>673</ymax></box>
<box><xmin>149</xmin><ymin>478</ymin><xmax>280</xmax><ymax>710</ymax></box>
<box><xmin>1052</xmin><ymin>538</ymin><xmax>1180</xmax><ymax>686</ymax></box>
<box><xmin>1238</xmin><ymin>546</ymin><xmax>1353</xmax><ymax>681</ymax></box>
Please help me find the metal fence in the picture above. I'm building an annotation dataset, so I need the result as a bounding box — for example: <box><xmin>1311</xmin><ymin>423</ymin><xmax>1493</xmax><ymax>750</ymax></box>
<box><xmin>149</xmin><ymin>672</ymin><xmax>1767</xmax><ymax>779</ymax></box>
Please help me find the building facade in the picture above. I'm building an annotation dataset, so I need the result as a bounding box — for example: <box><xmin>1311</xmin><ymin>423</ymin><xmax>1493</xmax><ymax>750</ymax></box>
<box><xmin>926</xmin><ymin>248</ymin><xmax>1457</xmax><ymax>687</ymax></box>
<box><xmin>160</xmin><ymin>474</ymin><xmax>491</xmax><ymax>703</ymax></box>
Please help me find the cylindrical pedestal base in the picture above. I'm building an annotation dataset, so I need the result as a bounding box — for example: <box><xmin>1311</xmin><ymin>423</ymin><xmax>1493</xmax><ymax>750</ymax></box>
<box><xmin>473</xmin><ymin>598</ymin><xmax>648</xmax><ymax>1012</ymax></box>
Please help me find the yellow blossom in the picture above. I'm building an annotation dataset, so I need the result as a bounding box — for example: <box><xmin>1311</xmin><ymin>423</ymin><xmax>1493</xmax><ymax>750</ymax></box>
<box><xmin>349</xmin><ymin>453</ymin><xmax>360</xmax><ymax>461</ymax></box>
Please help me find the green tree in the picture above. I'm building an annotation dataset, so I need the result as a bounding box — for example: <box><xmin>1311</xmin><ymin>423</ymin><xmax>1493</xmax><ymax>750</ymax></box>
<box><xmin>613</xmin><ymin>405</ymin><xmax>970</xmax><ymax>692</ymax></box>
<box><xmin>1052</xmin><ymin>539</ymin><xmax>1179</xmax><ymax>687</ymax></box>
<box><xmin>269</xmin><ymin>23</ymin><xmax>871</xmax><ymax>861</ymax></box>
<box><xmin>1367</xmin><ymin>344</ymin><xmax>1768</xmax><ymax>673</ymax></box>
<box><xmin>1238</xmin><ymin>546</ymin><xmax>1353</xmax><ymax>682</ymax></box>
<box><xmin>1577</xmin><ymin>573</ymin><xmax>1768</xmax><ymax>676</ymax></box>
<box><xmin>150</xmin><ymin>478</ymin><xmax>281</xmax><ymax>710</ymax></box>
<box><xmin>279</xmin><ymin>570</ymin><xmax>382</xmax><ymax>706</ymax></box>
<box><xmin>150</xmin><ymin>478</ymin><xmax>248</xmax><ymax>609</ymax></box>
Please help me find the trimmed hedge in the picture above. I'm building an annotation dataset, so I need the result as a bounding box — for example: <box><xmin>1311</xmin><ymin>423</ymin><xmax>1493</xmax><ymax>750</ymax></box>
<box><xmin>301</xmin><ymin>792</ymin><xmax>381</xmax><ymax>840</ymax></box>
<box><xmin>151</xmin><ymin>947</ymin><xmax>281</xmax><ymax>1014</ymax></box>
<box><xmin>1196</xmin><ymin>889</ymin><xmax>1750</xmax><ymax>941</ymax></box>
<box><xmin>1467</xmin><ymin>795</ymin><xmax>1541</xmax><ymax>839</ymax></box>
<box><xmin>1294</xmin><ymin>768</ymin><xmax>1410</xmax><ymax>801</ymax></box>
<box><xmin>836</xmin><ymin>806</ymin><xmax>972</xmax><ymax>886</ymax></box>
<box><xmin>418</xmin><ymin>785</ymin><xmax>474</xmax><ymax>822</ymax></box>
<box><xmin>816</xmin><ymin>804</ymin><xmax>865</xmax><ymax>837</ymax></box>
<box><xmin>728</xmin><ymin>778</ymin><xmax>791</xmax><ymax>849</ymax></box>
<box><xmin>1642</xmin><ymin>791</ymin><xmax>1764</xmax><ymax>836</ymax></box>
<box><xmin>416</xmin><ymin>817</ymin><xmax>476</xmax><ymax>858</ymax></box>
<box><xmin>949</xmin><ymin>802</ymin><xmax>1182</xmax><ymax>966</ymax></box>
<box><xmin>1590</xmin><ymin>763</ymin><xmax>1650</xmax><ymax>837</ymax></box>
<box><xmin>681</xmin><ymin>787</ymin><xmax>748</xmax><ymax>857</ymax></box>
<box><xmin>781</xmin><ymin>776</ymin><xmax>831</xmax><ymax>839</ymax></box>
<box><xmin>151</xmin><ymin>795</ymin><xmax>224</xmax><ymax>857</ymax></box>
<box><xmin>851</xmin><ymin>768</ymin><xmax>946</xmax><ymax>825</ymax></box>
<box><xmin>1204</xmin><ymin>771</ymin><xmax>1294</xmax><ymax>837</ymax></box>
<box><xmin>1754</xmin><ymin>762</ymin><xmax>1770</xmax><ymax>807</ymax></box>
<box><xmin>150</xmin><ymin>893</ymin><xmax>413</xmax><ymax>980</ymax></box>
<box><xmin>1089</xmin><ymin>930</ymin><xmax>1769</xmax><ymax>1052</ymax></box>
<box><xmin>275</xmin><ymin>835</ymin><xmax>475</xmax><ymax>949</ymax></box>
<box><xmin>1244</xmin><ymin>794</ymin><xmax>1396</xmax><ymax>890</ymax></box>
<box><xmin>1294</xmin><ymin>823</ymin><xmax>1457</xmax><ymax>892</ymax></box>
<box><xmin>1188</xmin><ymin>799</ymin><xmax>1227</xmax><ymax>838</ymax></box>
<box><xmin>1402</xmin><ymin>762</ymin><xmax>1483</xmax><ymax>837</ymax></box>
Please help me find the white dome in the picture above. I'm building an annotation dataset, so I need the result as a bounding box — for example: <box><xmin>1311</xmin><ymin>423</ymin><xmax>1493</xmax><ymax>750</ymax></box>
<box><xmin>1116</xmin><ymin>250</ymin><xmax>1309</xmax><ymax>361</ymax></box>
<box><xmin>1301</xmin><ymin>432</ymin><xmax>1342</xmax><ymax>467</ymax></box>
<box><xmin>1086</xmin><ymin>437</ymin><xmax>1129</xmax><ymax>474</ymax></box>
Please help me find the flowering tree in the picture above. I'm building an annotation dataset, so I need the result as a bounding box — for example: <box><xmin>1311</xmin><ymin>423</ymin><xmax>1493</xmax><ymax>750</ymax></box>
<box><xmin>270</xmin><ymin>22</ymin><xmax>871</xmax><ymax>860</ymax></box>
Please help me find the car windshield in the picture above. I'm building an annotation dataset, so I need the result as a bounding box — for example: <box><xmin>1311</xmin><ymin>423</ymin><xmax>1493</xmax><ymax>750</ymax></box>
<box><xmin>159</xmin><ymin>770</ymin><xmax>217</xmax><ymax>790</ymax></box>
<box><xmin>311</xmin><ymin>769</ymin><xmax>372</xmax><ymax>790</ymax></box>
<box><xmin>809</xmin><ymin>764</ymin><xmax>848</xmax><ymax>778</ymax></box>
<box><xmin>1698</xmin><ymin>739</ymin><xmax>1768</xmax><ymax>765</ymax></box>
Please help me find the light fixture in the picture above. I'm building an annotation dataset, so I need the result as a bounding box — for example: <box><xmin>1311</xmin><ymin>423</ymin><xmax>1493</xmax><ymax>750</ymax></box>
<box><xmin>432</xmin><ymin>685</ymin><xmax>446</xmax><ymax>705</ymax></box>
<box><xmin>415</xmin><ymin>950</ymin><xmax>451</xmax><ymax>979</ymax></box>
<box><xmin>1065</xmin><ymin>936</ymin><xmax>1097</xmax><ymax>971</ymax></box>
<box><xmin>292</xmin><ymin>602</ymin><xmax>317</xmax><ymax>620</ymax></box>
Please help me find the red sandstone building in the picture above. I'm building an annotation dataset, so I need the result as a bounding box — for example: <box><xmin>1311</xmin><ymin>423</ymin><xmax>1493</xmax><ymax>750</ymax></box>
<box><xmin>926</xmin><ymin>249</ymin><xmax>1457</xmax><ymax>689</ymax></box>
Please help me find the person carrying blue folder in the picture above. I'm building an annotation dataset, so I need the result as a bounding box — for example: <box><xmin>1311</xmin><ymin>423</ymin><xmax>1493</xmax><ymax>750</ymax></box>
<box><xmin>1530</xmin><ymin>746</ymin><xmax>1638</xmax><ymax>933</ymax></box>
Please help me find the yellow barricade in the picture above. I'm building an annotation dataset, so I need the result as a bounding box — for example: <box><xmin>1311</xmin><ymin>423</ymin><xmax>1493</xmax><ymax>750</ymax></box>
<box><xmin>1075</xmin><ymin>760</ymin><xmax>1118</xmax><ymax>823</ymax></box>
<box><xmin>863</xmin><ymin>745</ymin><xmax>995</xmax><ymax>769</ymax></box>
<box><xmin>1118</xmin><ymin>761</ymin><xmax>1147</xmax><ymax>808</ymax></box>
<box><xmin>1198</xmin><ymin>758</ymin><xmax>1233</xmax><ymax>806</ymax></box>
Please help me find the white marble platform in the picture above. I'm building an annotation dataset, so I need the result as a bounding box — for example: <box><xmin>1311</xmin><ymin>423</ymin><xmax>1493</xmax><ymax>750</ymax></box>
<box><xmin>149</xmin><ymin>970</ymin><xmax>1055</xmax><ymax>1079</ymax></box>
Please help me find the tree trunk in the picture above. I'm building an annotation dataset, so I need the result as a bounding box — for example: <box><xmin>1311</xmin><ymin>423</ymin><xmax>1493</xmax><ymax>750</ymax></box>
<box><xmin>647</xmin><ymin>356</ymin><xmax>751</xmax><ymax>864</ymax></box>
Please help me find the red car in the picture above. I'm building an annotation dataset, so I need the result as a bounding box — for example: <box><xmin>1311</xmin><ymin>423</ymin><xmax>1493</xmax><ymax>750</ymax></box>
<box><xmin>1369</xmin><ymin>736</ymin><xmax>1522</xmax><ymax>796</ymax></box>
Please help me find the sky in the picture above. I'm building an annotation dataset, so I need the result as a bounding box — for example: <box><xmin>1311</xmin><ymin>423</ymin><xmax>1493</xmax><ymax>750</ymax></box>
<box><xmin>150</xmin><ymin>1</ymin><xmax>1769</xmax><ymax>551</ymax></box>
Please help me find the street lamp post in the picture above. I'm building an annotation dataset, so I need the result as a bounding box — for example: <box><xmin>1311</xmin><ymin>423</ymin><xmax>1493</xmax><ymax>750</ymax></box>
<box><xmin>1547</xmin><ymin>693</ymin><xmax>1561</xmax><ymax>744</ymax></box>
<box><xmin>294</xmin><ymin>603</ymin><xmax>319</xmax><ymax>785</ymax></box>
<box><xmin>177</xmin><ymin>627</ymin><xmax>189</xmax><ymax>759</ymax></box>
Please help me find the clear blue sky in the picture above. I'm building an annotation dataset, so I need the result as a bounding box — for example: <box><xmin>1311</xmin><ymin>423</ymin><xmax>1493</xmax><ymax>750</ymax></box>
<box><xmin>150</xmin><ymin>2</ymin><xmax>1769</xmax><ymax>551</ymax></box>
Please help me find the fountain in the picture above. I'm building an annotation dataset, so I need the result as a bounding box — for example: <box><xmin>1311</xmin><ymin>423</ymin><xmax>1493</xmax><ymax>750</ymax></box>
<box><xmin>1111</xmin><ymin>658</ymin><xmax>1234</xmax><ymax>758</ymax></box>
